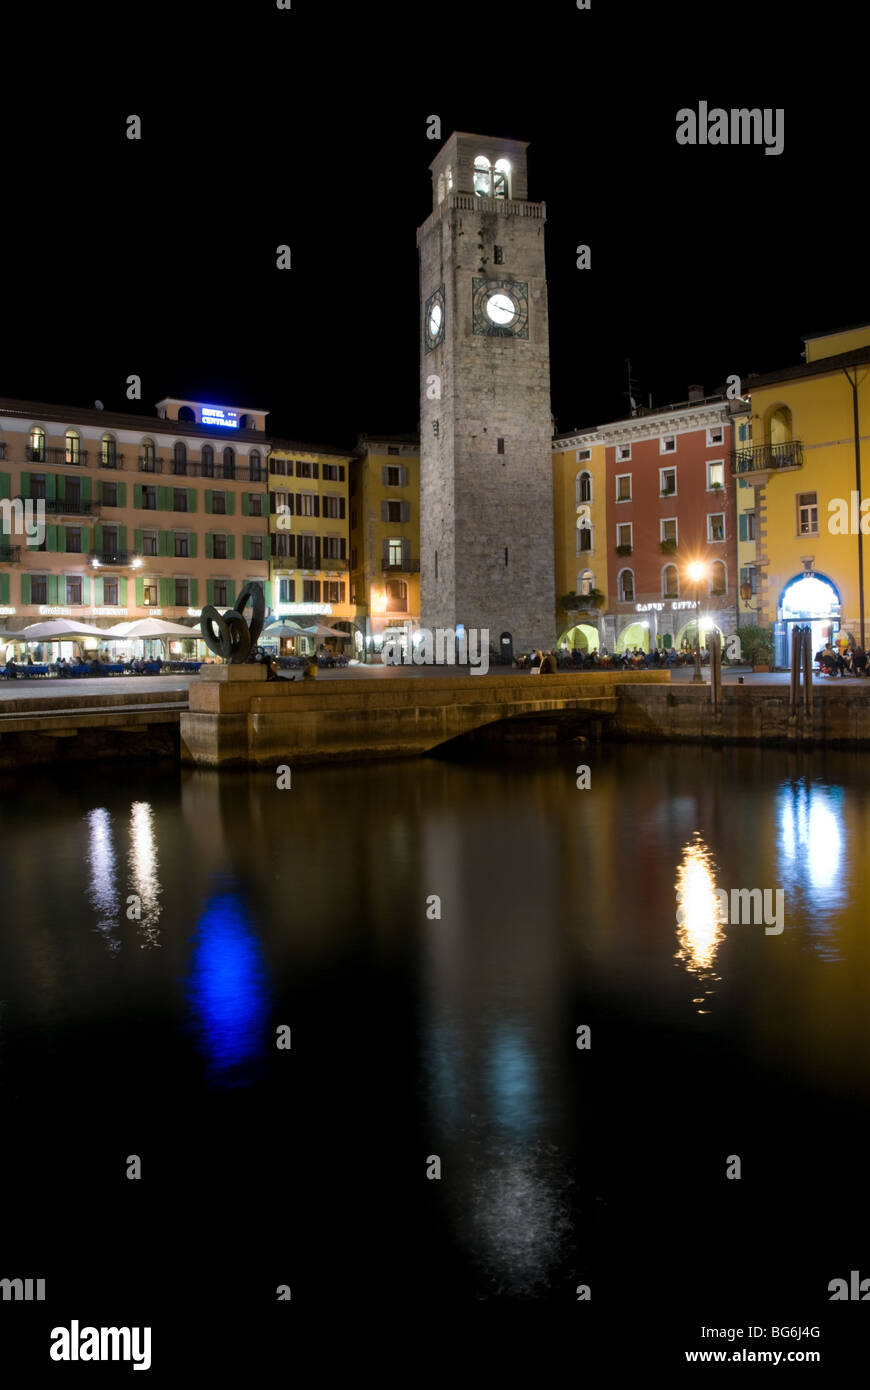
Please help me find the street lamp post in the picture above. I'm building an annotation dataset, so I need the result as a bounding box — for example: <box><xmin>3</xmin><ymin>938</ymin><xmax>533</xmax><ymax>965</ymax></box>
<box><xmin>687</xmin><ymin>562</ymin><xmax>707</xmax><ymax>684</ymax></box>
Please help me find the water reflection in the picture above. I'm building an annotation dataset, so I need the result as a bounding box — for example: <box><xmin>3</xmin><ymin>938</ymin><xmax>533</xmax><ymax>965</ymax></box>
<box><xmin>184</xmin><ymin>890</ymin><xmax>270</xmax><ymax>1088</ymax></box>
<box><xmin>128</xmin><ymin>802</ymin><xmax>162</xmax><ymax>949</ymax></box>
<box><xmin>777</xmin><ymin>781</ymin><xmax>845</xmax><ymax>959</ymax></box>
<box><xmin>86</xmin><ymin>808</ymin><xmax>120</xmax><ymax>952</ymax></box>
<box><xmin>674</xmin><ymin>834</ymin><xmax>723</xmax><ymax>1009</ymax></box>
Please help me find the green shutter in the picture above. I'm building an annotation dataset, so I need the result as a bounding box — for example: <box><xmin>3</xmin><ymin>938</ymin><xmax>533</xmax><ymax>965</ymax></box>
<box><xmin>0</xmin><ymin>471</ymin><xmax>11</xmax><ymax>501</ymax></box>
<box><xmin>134</xmin><ymin>483</ymin><xmax>143</xmax><ymax>508</ymax></box>
<box><xmin>187</xmin><ymin>489</ymin><xmax>197</xmax><ymax>513</ymax></box>
<box><xmin>134</xmin><ymin>529</ymin><xmax>143</xmax><ymax>553</ymax></box>
<box><xmin>47</xmin><ymin>575</ymin><xmax>60</xmax><ymax>604</ymax></box>
<box><xmin>242</xmin><ymin>493</ymin><xmax>250</xmax><ymax>516</ymax></box>
<box><xmin>205</xmin><ymin>533</ymin><xmax>213</xmax><ymax>559</ymax></box>
<box><xmin>158</xmin><ymin>486</ymin><xmax>172</xmax><ymax>511</ymax></box>
<box><xmin>46</xmin><ymin>525</ymin><xmax>60</xmax><ymax>552</ymax></box>
<box><xmin>21</xmin><ymin>573</ymin><xmax>31</xmax><ymax>603</ymax></box>
<box><xmin>206</xmin><ymin>579</ymin><xmax>215</xmax><ymax>605</ymax></box>
<box><xmin>118</xmin><ymin>525</ymin><xmax>127</xmax><ymax>551</ymax></box>
<box><xmin>45</xmin><ymin>474</ymin><xmax>57</xmax><ymax>501</ymax></box>
<box><xmin>189</xmin><ymin>578</ymin><xmax>198</xmax><ymax>606</ymax></box>
<box><xmin>225</xmin><ymin>493</ymin><xmax>235</xmax><ymax>516</ymax></box>
<box><xmin>21</xmin><ymin>472</ymin><xmax>31</xmax><ymax>496</ymax></box>
<box><xmin>242</xmin><ymin>535</ymin><xmax>250</xmax><ymax>560</ymax></box>
<box><xmin>93</xmin><ymin>576</ymin><xmax>103</xmax><ymax>605</ymax></box>
<box><xmin>81</xmin><ymin>526</ymin><xmax>92</xmax><ymax>553</ymax></box>
<box><xmin>81</xmin><ymin>475</ymin><xmax>91</xmax><ymax>504</ymax></box>
<box><xmin>81</xmin><ymin>574</ymin><xmax>91</xmax><ymax>604</ymax></box>
<box><xmin>226</xmin><ymin>580</ymin><xmax>237</xmax><ymax>605</ymax></box>
<box><xmin>189</xmin><ymin>533</ymin><xmax>197</xmax><ymax>559</ymax></box>
<box><xmin>0</xmin><ymin>574</ymin><xmax>8</xmax><ymax>604</ymax></box>
<box><xmin>55</xmin><ymin>475</ymin><xmax>67</xmax><ymax>501</ymax></box>
<box><xmin>117</xmin><ymin>482</ymin><xmax>127</xmax><ymax>508</ymax></box>
<box><xmin>93</xmin><ymin>523</ymin><xmax>103</xmax><ymax>552</ymax></box>
<box><xmin>739</xmin><ymin>515</ymin><xmax>748</xmax><ymax>542</ymax></box>
<box><xmin>158</xmin><ymin>530</ymin><xmax>172</xmax><ymax>557</ymax></box>
<box><xmin>159</xmin><ymin>578</ymin><xmax>173</xmax><ymax>606</ymax></box>
<box><xmin>263</xmin><ymin>580</ymin><xmax>271</xmax><ymax>608</ymax></box>
<box><xmin>135</xmin><ymin>577</ymin><xmax>144</xmax><ymax>606</ymax></box>
<box><xmin>204</xmin><ymin>490</ymin><xmax>212</xmax><ymax>514</ymax></box>
<box><xmin>119</xmin><ymin>577</ymin><xmax>128</xmax><ymax>605</ymax></box>
<box><xmin>226</xmin><ymin>535</ymin><xmax>235</xmax><ymax>560</ymax></box>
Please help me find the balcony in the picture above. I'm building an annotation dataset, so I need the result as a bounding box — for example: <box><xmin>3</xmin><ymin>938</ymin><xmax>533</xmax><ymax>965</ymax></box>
<box><xmin>138</xmin><ymin>456</ymin><xmax>165</xmax><ymax>473</ymax></box>
<box><xmin>321</xmin><ymin>558</ymin><xmax>348</xmax><ymax>571</ymax></box>
<box><xmin>90</xmin><ymin>551</ymin><xmax>130</xmax><ymax>566</ymax></box>
<box><xmin>98</xmin><ymin>452</ymin><xmax>125</xmax><ymax>470</ymax></box>
<box><xmin>0</xmin><ymin>545</ymin><xmax>21</xmax><ymax>563</ymax></box>
<box><xmin>167</xmin><ymin>461</ymin><xmax>265</xmax><ymax>482</ymax></box>
<box><xmin>731</xmin><ymin>440</ymin><xmax>803</xmax><ymax>477</ymax></box>
<box><xmin>25</xmin><ymin>446</ymin><xmax>90</xmax><ymax>466</ymax></box>
<box><xmin>0</xmin><ymin>442</ymin><xmax>6</xmax><ymax>460</ymax></box>
<box><xmin>16</xmin><ymin>495</ymin><xmax>98</xmax><ymax>516</ymax></box>
<box><xmin>382</xmin><ymin>559</ymin><xmax>420</xmax><ymax>572</ymax></box>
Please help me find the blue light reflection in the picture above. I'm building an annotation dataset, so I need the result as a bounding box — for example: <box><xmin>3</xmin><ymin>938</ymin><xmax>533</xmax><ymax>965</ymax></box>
<box><xmin>185</xmin><ymin>892</ymin><xmax>270</xmax><ymax>1087</ymax></box>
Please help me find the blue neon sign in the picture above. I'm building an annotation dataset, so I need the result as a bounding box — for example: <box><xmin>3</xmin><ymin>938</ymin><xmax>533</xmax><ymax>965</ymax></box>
<box><xmin>201</xmin><ymin>406</ymin><xmax>239</xmax><ymax>429</ymax></box>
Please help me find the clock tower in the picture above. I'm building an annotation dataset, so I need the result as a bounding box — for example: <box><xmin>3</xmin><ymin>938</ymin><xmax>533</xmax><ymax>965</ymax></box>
<box><xmin>417</xmin><ymin>132</ymin><xmax>555</xmax><ymax>659</ymax></box>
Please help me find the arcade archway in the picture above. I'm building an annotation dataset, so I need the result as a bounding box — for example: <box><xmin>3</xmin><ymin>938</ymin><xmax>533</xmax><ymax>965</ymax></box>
<box><xmin>559</xmin><ymin>622</ymin><xmax>599</xmax><ymax>653</ymax></box>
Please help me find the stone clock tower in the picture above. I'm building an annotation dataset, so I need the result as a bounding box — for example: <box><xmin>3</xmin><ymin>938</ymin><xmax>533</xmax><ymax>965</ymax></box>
<box><xmin>417</xmin><ymin>132</ymin><xmax>555</xmax><ymax>659</ymax></box>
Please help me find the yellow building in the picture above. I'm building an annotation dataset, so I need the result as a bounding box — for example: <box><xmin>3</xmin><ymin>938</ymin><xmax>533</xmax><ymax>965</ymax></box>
<box><xmin>736</xmin><ymin>324</ymin><xmax>870</xmax><ymax>663</ymax></box>
<box><xmin>350</xmin><ymin>436</ymin><xmax>420</xmax><ymax>658</ymax></box>
<box><xmin>733</xmin><ymin>402</ymin><xmax>756</xmax><ymax>622</ymax></box>
<box><xmin>551</xmin><ymin>431</ymin><xmax>607</xmax><ymax>651</ymax></box>
<box><xmin>267</xmin><ymin>442</ymin><xmax>356</xmax><ymax>654</ymax></box>
<box><xmin>0</xmin><ymin>395</ymin><xmax>269</xmax><ymax>643</ymax></box>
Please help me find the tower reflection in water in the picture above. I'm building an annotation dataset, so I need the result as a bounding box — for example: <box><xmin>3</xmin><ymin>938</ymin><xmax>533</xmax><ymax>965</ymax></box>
<box><xmin>185</xmin><ymin>890</ymin><xmax>270</xmax><ymax>1089</ymax></box>
<box><xmin>674</xmin><ymin>833</ymin><xmax>724</xmax><ymax>1011</ymax></box>
<box><xmin>777</xmin><ymin>781</ymin><xmax>844</xmax><ymax>960</ymax></box>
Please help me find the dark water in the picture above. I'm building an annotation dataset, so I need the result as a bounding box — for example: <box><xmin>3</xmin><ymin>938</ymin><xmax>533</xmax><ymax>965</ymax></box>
<box><xmin>2</xmin><ymin>742</ymin><xmax>869</xmax><ymax>1367</ymax></box>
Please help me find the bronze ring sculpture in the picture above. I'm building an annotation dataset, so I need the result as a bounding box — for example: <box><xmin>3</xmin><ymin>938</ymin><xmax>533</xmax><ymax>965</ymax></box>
<box><xmin>200</xmin><ymin>582</ymin><xmax>266</xmax><ymax>663</ymax></box>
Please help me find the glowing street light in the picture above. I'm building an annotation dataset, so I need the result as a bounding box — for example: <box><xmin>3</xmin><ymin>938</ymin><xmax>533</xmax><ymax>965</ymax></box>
<box><xmin>685</xmin><ymin>561</ymin><xmax>708</xmax><ymax>683</ymax></box>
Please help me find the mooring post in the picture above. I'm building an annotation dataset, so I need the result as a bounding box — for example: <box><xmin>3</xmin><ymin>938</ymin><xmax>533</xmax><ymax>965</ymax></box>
<box><xmin>802</xmin><ymin>625</ymin><xmax>813</xmax><ymax>722</ymax></box>
<box><xmin>710</xmin><ymin>630</ymin><xmax>722</xmax><ymax>720</ymax></box>
<box><xmin>788</xmin><ymin>625</ymin><xmax>800</xmax><ymax>723</ymax></box>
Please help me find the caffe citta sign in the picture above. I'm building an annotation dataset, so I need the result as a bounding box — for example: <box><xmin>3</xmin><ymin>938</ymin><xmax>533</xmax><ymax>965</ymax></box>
<box><xmin>636</xmin><ymin>600</ymin><xmax>696</xmax><ymax>612</ymax></box>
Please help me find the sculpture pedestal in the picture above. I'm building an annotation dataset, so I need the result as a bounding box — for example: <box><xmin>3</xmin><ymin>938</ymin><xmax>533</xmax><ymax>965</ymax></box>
<box><xmin>181</xmin><ymin>663</ymin><xmax>269</xmax><ymax>765</ymax></box>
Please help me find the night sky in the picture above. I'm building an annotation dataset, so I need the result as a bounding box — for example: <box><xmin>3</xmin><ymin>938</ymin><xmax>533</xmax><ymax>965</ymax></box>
<box><xmin>4</xmin><ymin>3</ymin><xmax>864</xmax><ymax>446</ymax></box>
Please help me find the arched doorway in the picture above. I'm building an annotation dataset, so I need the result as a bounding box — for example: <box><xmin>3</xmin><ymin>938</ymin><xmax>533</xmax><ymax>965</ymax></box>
<box><xmin>616</xmin><ymin>621</ymin><xmax>649</xmax><ymax>653</ymax></box>
<box><xmin>675</xmin><ymin>619</ymin><xmax>724</xmax><ymax>651</ymax></box>
<box><xmin>778</xmin><ymin>573</ymin><xmax>841</xmax><ymax>666</ymax></box>
<box><xmin>560</xmin><ymin>622</ymin><xmax>599</xmax><ymax>653</ymax></box>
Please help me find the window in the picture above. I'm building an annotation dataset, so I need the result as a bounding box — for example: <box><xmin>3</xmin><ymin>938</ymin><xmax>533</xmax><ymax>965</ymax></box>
<box><xmin>274</xmin><ymin>534</ymin><xmax>292</xmax><ymax>558</ymax></box>
<box><xmin>214</xmin><ymin>581</ymin><xmax>228</xmax><ymax>607</ymax></box>
<box><xmin>175</xmin><ymin>533</ymin><xmax>189</xmax><ymax>558</ymax></box>
<box><xmin>619</xmin><ymin>569</ymin><xmax>635</xmax><ymax>602</ymax></box>
<box><xmin>747</xmin><ymin>512</ymin><xmax>756</xmax><ymax>540</ymax></box>
<box><xmin>616</xmin><ymin>474</ymin><xmax>631</xmax><ymax>502</ymax></box>
<box><xmin>386</xmin><ymin>579</ymin><xmax>408</xmax><ymax>612</ymax></box>
<box><xmin>707</xmin><ymin>425</ymin><xmax>724</xmax><ymax>447</ymax></box>
<box><xmin>99</xmin><ymin>434</ymin><xmax>118</xmax><ymax>467</ymax></box>
<box><xmin>324</xmin><ymin>581</ymin><xmax>344</xmax><ymax>603</ymax></box>
<box><xmin>65</xmin><ymin>430</ymin><xmax>81</xmax><ymax>464</ymax></box>
<box><xmin>797</xmin><ymin>491</ymin><xmax>818</xmax><ymax>535</ymax></box>
<box><xmin>29</xmin><ymin>425</ymin><xmax>46</xmax><ymax>461</ymax></box>
<box><xmin>576</xmin><ymin>449</ymin><xmax>591</xmax><ymax>463</ymax></box>
<box><xmin>173</xmin><ymin>489</ymin><xmax>188</xmax><ymax>512</ymax></box>
<box><xmin>709</xmin><ymin>561</ymin><xmax>727</xmax><ymax>595</ymax></box>
<box><xmin>296</xmin><ymin>460</ymin><xmax>314</xmax><ymax>479</ymax></box>
<box><xmin>31</xmin><ymin>575</ymin><xmax>47</xmax><ymax>604</ymax></box>
<box><xmin>302</xmin><ymin>580</ymin><xmax>320</xmax><ymax>603</ymax></box>
<box><xmin>323</xmin><ymin>536</ymin><xmax>343</xmax><ymax>560</ymax></box>
<box><xmin>30</xmin><ymin>473</ymin><xmax>47</xmax><ymax>499</ymax></box>
<box><xmin>494</xmin><ymin>245</ymin><xmax>503</xmax><ymax>265</ymax></box>
<box><xmin>578</xmin><ymin>570</ymin><xmax>594</xmax><ymax>596</ymax></box>
<box><xmin>66</xmin><ymin>527</ymin><xmax>81</xmax><ymax>553</ymax></box>
<box><xmin>660</xmin><ymin>435</ymin><xmax>676</xmax><ymax>454</ymax></box>
<box><xmin>298</xmin><ymin>535</ymin><xmax>317</xmax><ymax>567</ymax></box>
<box><xmin>173</xmin><ymin>441</ymin><xmax>187</xmax><ymax>474</ymax></box>
<box><xmin>322</xmin><ymin>464</ymin><xmax>341</xmax><ymax>481</ymax></box>
<box><xmin>473</xmin><ymin>154</ymin><xmax>492</xmax><ymax>197</ymax></box>
<box><xmin>617</xmin><ymin>523</ymin><xmax>632</xmax><ymax>548</ymax></box>
<box><xmin>616</xmin><ymin>444</ymin><xmax>631</xmax><ymax>462</ymax></box>
<box><xmin>174</xmin><ymin>579</ymin><xmax>189</xmax><ymax>606</ymax></box>
<box><xmin>248</xmin><ymin>494</ymin><xmax>263</xmax><ymax>517</ymax></box>
<box><xmin>66</xmin><ymin>576</ymin><xmax>82</xmax><ymax>604</ymax></box>
<box><xmin>212</xmin><ymin>534</ymin><xmax>227</xmax><ymax>560</ymax></box>
<box><xmin>323</xmin><ymin>495</ymin><xmax>342</xmax><ymax>519</ymax></box>
<box><xmin>576</xmin><ymin>470</ymin><xmax>592</xmax><ymax>505</ymax></box>
<box><xmin>707</xmin><ymin>460</ymin><xmax>725</xmax><ymax>489</ymax></box>
<box><xmin>249</xmin><ymin>450</ymin><xmax>264</xmax><ymax>481</ymax></box>
<box><xmin>102</xmin><ymin>482</ymin><xmax>118</xmax><ymax>506</ymax></box>
<box><xmin>102</xmin><ymin>527</ymin><xmax>119</xmax><ymax>556</ymax></box>
<box><xmin>142</xmin><ymin>486</ymin><xmax>157</xmax><ymax>510</ymax></box>
<box><xmin>142</xmin><ymin>531</ymin><xmax>157</xmax><ymax>556</ymax></box>
<box><xmin>298</xmin><ymin>493</ymin><xmax>316</xmax><ymax>517</ymax></box>
<box><xmin>387</xmin><ymin>446</ymin><xmax>400</xmax><ymax>456</ymax></box>
<box><xmin>212</xmin><ymin>492</ymin><xmax>226</xmax><ymax>515</ymax></box>
<box><xmin>279</xmin><ymin>578</ymin><xmax>295</xmax><ymax>603</ymax></box>
<box><xmin>740</xmin><ymin>565</ymin><xmax>758</xmax><ymax>596</ymax></box>
<box><xmin>271</xmin><ymin>457</ymin><xmax>288</xmax><ymax>476</ymax></box>
<box><xmin>143</xmin><ymin>582</ymin><xmax>158</xmax><ymax>606</ymax></box>
<box><xmin>103</xmin><ymin>578</ymin><xmax>119</xmax><ymax>605</ymax></box>
<box><xmin>576</xmin><ymin>525</ymin><xmax>593</xmax><ymax>555</ymax></box>
<box><xmin>663</xmin><ymin>564</ymin><xmax>679</xmax><ymax>598</ymax></box>
<box><xmin>249</xmin><ymin>537</ymin><xmax>264</xmax><ymax>560</ymax></box>
<box><xmin>201</xmin><ymin>444</ymin><xmax>215</xmax><ymax>477</ymax></box>
<box><xmin>385</xmin><ymin>466</ymin><xmax>403</xmax><ymax>486</ymax></box>
<box><xmin>141</xmin><ymin>438</ymin><xmax>156</xmax><ymax>467</ymax></box>
<box><xmin>222</xmin><ymin>447</ymin><xmax>235</xmax><ymax>478</ymax></box>
<box><xmin>659</xmin><ymin>467</ymin><xmax>676</xmax><ymax>496</ymax></box>
<box><xmin>497</xmin><ymin>437</ymin><xmax>505</xmax><ymax>454</ymax></box>
<box><xmin>738</xmin><ymin>423</ymin><xmax>750</xmax><ymax>443</ymax></box>
<box><xmin>388</xmin><ymin>538</ymin><xmax>403</xmax><ymax>565</ymax></box>
<box><xmin>660</xmin><ymin>517</ymin><xmax>678</xmax><ymax>544</ymax></box>
<box><xmin>707</xmin><ymin>513</ymin><xmax>725</xmax><ymax>542</ymax></box>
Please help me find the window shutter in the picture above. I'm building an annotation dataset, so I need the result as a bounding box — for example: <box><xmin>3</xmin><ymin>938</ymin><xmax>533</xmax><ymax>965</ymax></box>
<box><xmin>117</xmin><ymin>483</ymin><xmax>126</xmax><ymax>507</ymax></box>
<box><xmin>339</xmin><ymin>497</ymin><xmax>346</xmax><ymax>519</ymax></box>
<box><xmin>313</xmin><ymin>495</ymin><xmax>320</xmax><ymax>517</ymax></box>
<box><xmin>118</xmin><ymin>525</ymin><xmax>127</xmax><ymax>551</ymax></box>
<box><xmin>158</xmin><ymin>486</ymin><xmax>172</xmax><ymax>511</ymax></box>
<box><xmin>242</xmin><ymin>493</ymin><xmax>251</xmax><ymax>516</ymax></box>
<box><xmin>225</xmin><ymin>493</ymin><xmax>235</xmax><ymax>516</ymax></box>
<box><xmin>158</xmin><ymin>530</ymin><xmax>171</xmax><ymax>557</ymax></box>
<box><xmin>159</xmin><ymin>578</ymin><xmax>173</xmax><ymax>606</ymax></box>
<box><xmin>189</xmin><ymin>579</ymin><xmax>198</xmax><ymax>607</ymax></box>
<box><xmin>21</xmin><ymin>472</ymin><xmax>31</xmax><ymax>497</ymax></box>
<box><xmin>340</xmin><ymin>538</ymin><xmax>347</xmax><ymax>559</ymax></box>
<box><xmin>244</xmin><ymin>535</ymin><xmax>252</xmax><ymax>560</ymax></box>
<box><xmin>45</xmin><ymin>574</ymin><xmax>59</xmax><ymax>604</ymax></box>
<box><xmin>400</xmin><ymin>501</ymin><xmax>411</xmax><ymax>522</ymax></box>
<box><xmin>314</xmin><ymin>536</ymin><xmax>321</xmax><ymax>568</ymax></box>
<box><xmin>204</xmin><ymin>491</ymin><xmax>212</xmax><ymax>514</ymax></box>
<box><xmin>205</xmin><ymin>533</ymin><xmax>213</xmax><ymax>559</ymax></box>
<box><xmin>134</xmin><ymin>529</ymin><xmax>143</xmax><ymax>553</ymax></box>
<box><xmin>400</xmin><ymin>466</ymin><xmax>408</xmax><ymax>486</ymax></box>
<box><xmin>381</xmin><ymin>467</ymin><xmax>389</xmax><ymax>485</ymax></box>
<box><xmin>79</xmin><ymin>574</ymin><xmax>90</xmax><ymax>604</ymax></box>
<box><xmin>226</xmin><ymin>581</ymin><xmax>237</xmax><ymax>605</ymax></box>
<box><xmin>93</xmin><ymin>576</ymin><xmax>103</xmax><ymax>605</ymax></box>
<box><xmin>186</xmin><ymin>488</ymin><xmax>196</xmax><ymax>512</ymax></box>
<box><xmin>382</xmin><ymin>538</ymin><xmax>390</xmax><ymax>563</ymax></box>
<box><xmin>287</xmin><ymin>493</ymin><xmax>294</xmax><ymax>514</ymax></box>
<box><xmin>21</xmin><ymin>574</ymin><xmax>31</xmax><ymax>603</ymax></box>
<box><xmin>339</xmin><ymin>466</ymin><xmax>345</xmax><ymax>482</ymax></box>
<box><xmin>267</xmin><ymin>535</ymin><xmax>273</xmax><ymax>558</ymax></box>
<box><xmin>295</xmin><ymin>493</ymin><xmax>302</xmax><ymax>515</ymax></box>
<box><xmin>312</xmin><ymin>463</ymin><xmax>319</xmax><ymax>479</ymax></box>
<box><xmin>227</xmin><ymin>536</ymin><xmax>235</xmax><ymax>560</ymax></box>
<box><xmin>263</xmin><ymin>580</ymin><xmax>272</xmax><ymax>607</ymax></box>
<box><xmin>740</xmin><ymin>567</ymin><xmax>748</xmax><ymax>586</ymax></box>
<box><xmin>206</xmin><ymin>579</ymin><xmax>215</xmax><ymax>605</ymax></box>
<box><xmin>45</xmin><ymin>474</ymin><xmax>56</xmax><ymax>500</ymax></box>
<box><xmin>739</xmin><ymin>515</ymin><xmax>748</xmax><ymax>542</ymax></box>
<box><xmin>189</xmin><ymin>533</ymin><xmax>197</xmax><ymax>559</ymax></box>
<box><xmin>80</xmin><ymin>474</ymin><xmax>90</xmax><ymax>504</ymax></box>
<box><xmin>135</xmin><ymin>577</ymin><xmax>144</xmax><ymax>606</ymax></box>
<box><xmin>134</xmin><ymin>483</ymin><xmax>143</xmax><ymax>508</ymax></box>
<box><xmin>402</xmin><ymin>537</ymin><xmax>411</xmax><ymax>566</ymax></box>
<box><xmin>93</xmin><ymin>523</ymin><xmax>103</xmax><ymax>553</ymax></box>
<box><xmin>380</xmin><ymin>501</ymin><xmax>389</xmax><ymax>522</ymax></box>
<box><xmin>0</xmin><ymin>472</ymin><xmax>10</xmax><ymax>501</ymax></box>
<box><xmin>45</xmin><ymin>524</ymin><xmax>59</xmax><ymax>552</ymax></box>
<box><xmin>119</xmin><ymin>577</ymin><xmax>128</xmax><ymax>605</ymax></box>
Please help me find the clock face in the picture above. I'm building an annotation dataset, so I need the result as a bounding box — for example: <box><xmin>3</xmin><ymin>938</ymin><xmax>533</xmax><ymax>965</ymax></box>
<box><xmin>424</xmin><ymin>285</ymin><xmax>445</xmax><ymax>353</ymax></box>
<box><xmin>472</xmin><ymin>278</ymin><xmax>529</xmax><ymax>338</ymax></box>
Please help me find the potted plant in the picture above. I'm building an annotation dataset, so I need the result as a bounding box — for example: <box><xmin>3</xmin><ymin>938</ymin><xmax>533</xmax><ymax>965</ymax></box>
<box><xmin>660</xmin><ymin>538</ymin><xmax>678</xmax><ymax>555</ymax></box>
<box><xmin>560</xmin><ymin>589</ymin><xmax>604</xmax><ymax>612</ymax></box>
<box><xmin>738</xmin><ymin>624</ymin><xmax>774</xmax><ymax>671</ymax></box>
<box><xmin>710</xmin><ymin>481</ymin><xmax>723</xmax><ymax>490</ymax></box>
<box><xmin>615</xmin><ymin>544</ymin><xmax>633</xmax><ymax>557</ymax></box>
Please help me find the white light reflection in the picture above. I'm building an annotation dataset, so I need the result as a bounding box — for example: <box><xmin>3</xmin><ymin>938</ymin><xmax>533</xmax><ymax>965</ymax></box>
<box><xmin>674</xmin><ymin>834</ymin><xmax>724</xmax><ymax>1010</ymax></box>
<box><xmin>86</xmin><ymin>808</ymin><xmax>120</xmax><ymax>951</ymax></box>
<box><xmin>129</xmin><ymin>801</ymin><xmax>162</xmax><ymax>948</ymax></box>
<box><xmin>777</xmin><ymin>782</ymin><xmax>845</xmax><ymax>959</ymax></box>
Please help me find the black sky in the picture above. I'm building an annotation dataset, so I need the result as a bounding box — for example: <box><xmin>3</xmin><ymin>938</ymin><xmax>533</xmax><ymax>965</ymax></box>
<box><xmin>3</xmin><ymin>2</ymin><xmax>863</xmax><ymax>447</ymax></box>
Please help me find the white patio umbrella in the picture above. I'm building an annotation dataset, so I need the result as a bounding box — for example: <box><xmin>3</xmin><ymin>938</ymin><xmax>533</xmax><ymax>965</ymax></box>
<box><xmin>111</xmin><ymin>617</ymin><xmax>200</xmax><ymax>639</ymax></box>
<box><xmin>301</xmin><ymin>623</ymin><xmax>351</xmax><ymax>639</ymax></box>
<box><xmin>262</xmin><ymin>618</ymin><xmax>306</xmax><ymax>638</ymax></box>
<box><xmin>17</xmin><ymin>618</ymin><xmax>111</xmax><ymax>642</ymax></box>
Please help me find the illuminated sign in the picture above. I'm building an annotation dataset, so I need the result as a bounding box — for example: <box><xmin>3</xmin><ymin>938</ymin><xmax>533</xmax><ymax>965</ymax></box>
<box><xmin>201</xmin><ymin>407</ymin><xmax>239</xmax><ymax>429</ymax></box>
<box><xmin>276</xmin><ymin>603</ymin><xmax>333</xmax><ymax>616</ymax></box>
<box><xmin>636</xmin><ymin>600</ymin><xmax>696</xmax><ymax>613</ymax></box>
<box><xmin>0</xmin><ymin>606</ymin><xmax>16</xmax><ymax>615</ymax></box>
<box><xmin>37</xmin><ymin>606</ymin><xmax>129</xmax><ymax>617</ymax></box>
